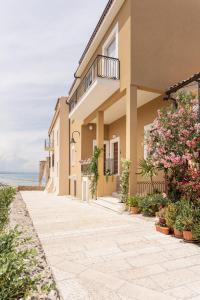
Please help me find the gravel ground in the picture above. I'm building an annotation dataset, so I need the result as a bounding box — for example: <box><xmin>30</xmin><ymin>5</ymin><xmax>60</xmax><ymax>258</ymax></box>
<box><xmin>9</xmin><ymin>192</ymin><xmax>61</xmax><ymax>300</ymax></box>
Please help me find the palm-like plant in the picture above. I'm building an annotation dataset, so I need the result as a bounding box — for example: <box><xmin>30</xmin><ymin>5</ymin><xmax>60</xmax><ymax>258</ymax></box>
<box><xmin>138</xmin><ymin>158</ymin><xmax>157</xmax><ymax>191</ymax></box>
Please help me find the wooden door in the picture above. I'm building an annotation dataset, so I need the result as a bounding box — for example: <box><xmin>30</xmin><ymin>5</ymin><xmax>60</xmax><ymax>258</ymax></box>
<box><xmin>113</xmin><ymin>142</ymin><xmax>118</xmax><ymax>174</ymax></box>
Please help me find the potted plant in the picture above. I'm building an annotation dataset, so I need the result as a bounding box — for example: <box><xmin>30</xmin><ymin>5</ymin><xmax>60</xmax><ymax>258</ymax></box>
<box><xmin>192</xmin><ymin>222</ymin><xmax>200</xmax><ymax>242</ymax></box>
<box><xmin>155</xmin><ymin>207</ymin><xmax>170</xmax><ymax>235</ymax></box>
<box><xmin>174</xmin><ymin>215</ymin><xmax>184</xmax><ymax>238</ymax></box>
<box><xmin>156</xmin><ymin>207</ymin><xmax>166</xmax><ymax>225</ymax></box>
<box><xmin>183</xmin><ymin>227</ymin><xmax>193</xmax><ymax>241</ymax></box>
<box><xmin>165</xmin><ymin>202</ymin><xmax>178</xmax><ymax>233</ymax></box>
<box><xmin>128</xmin><ymin>196</ymin><xmax>140</xmax><ymax>214</ymax></box>
<box><xmin>139</xmin><ymin>193</ymin><xmax>168</xmax><ymax>217</ymax></box>
<box><xmin>155</xmin><ymin>222</ymin><xmax>170</xmax><ymax>235</ymax></box>
<box><xmin>181</xmin><ymin>200</ymin><xmax>194</xmax><ymax>241</ymax></box>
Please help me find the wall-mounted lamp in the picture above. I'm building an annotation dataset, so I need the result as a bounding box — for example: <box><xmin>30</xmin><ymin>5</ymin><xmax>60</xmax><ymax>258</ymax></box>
<box><xmin>89</xmin><ymin>125</ymin><xmax>93</xmax><ymax>131</ymax></box>
<box><xmin>70</xmin><ymin>130</ymin><xmax>80</xmax><ymax>144</ymax></box>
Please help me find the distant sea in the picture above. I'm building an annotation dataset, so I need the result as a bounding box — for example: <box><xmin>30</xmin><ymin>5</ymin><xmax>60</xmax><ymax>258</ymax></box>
<box><xmin>0</xmin><ymin>172</ymin><xmax>40</xmax><ymax>187</ymax></box>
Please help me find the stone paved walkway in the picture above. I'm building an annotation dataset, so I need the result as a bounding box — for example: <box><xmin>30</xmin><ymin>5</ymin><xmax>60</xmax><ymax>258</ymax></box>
<box><xmin>21</xmin><ymin>191</ymin><xmax>200</xmax><ymax>300</ymax></box>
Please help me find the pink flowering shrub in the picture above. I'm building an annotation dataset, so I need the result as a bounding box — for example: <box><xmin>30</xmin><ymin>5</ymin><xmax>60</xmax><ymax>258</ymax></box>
<box><xmin>146</xmin><ymin>91</ymin><xmax>200</xmax><ymax>200</ymax></box>
<box><xmin>178</xmin><ymin>168</ymin><xmax>200</xmax><ymax>200</ymax></box>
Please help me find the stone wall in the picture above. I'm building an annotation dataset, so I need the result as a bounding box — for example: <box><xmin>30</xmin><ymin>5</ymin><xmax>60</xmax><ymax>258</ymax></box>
<box><xmin>17</xmin><ymin>186</ymin><xmax>45</xmax><ymax>192</ymax></box>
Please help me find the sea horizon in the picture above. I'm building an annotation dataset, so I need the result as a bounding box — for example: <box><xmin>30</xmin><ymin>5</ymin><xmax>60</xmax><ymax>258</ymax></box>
<box><xmin>0</xmin><ymin>171</ymin><xmax>40</xmax><ymax>186</ymax></box>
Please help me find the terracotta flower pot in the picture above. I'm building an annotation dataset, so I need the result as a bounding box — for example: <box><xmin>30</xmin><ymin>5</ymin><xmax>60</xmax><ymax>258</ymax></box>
<box><xmin>183</xmin><ymin>230</ymin><xmax>193</xmax><ymax>241</ymax></box>
<box><xmin>124</xmin><ymin>204</ymin><xmax>129</xmax><ymax>211</ymax></box>
<box><xmin>159</xmin><ymin>217</ymin><xmax>166</xmax><ymax>225</ymax></box>
<box><xmin>130</xmin><ymin>207</ymin><xmax>139</xmax><ymax>214</ymax></box>
<box><xmin>174</xmin><ymin>228</ymin><xmax>183</xmax><ymax>238</ymax></box>
<box><xmin>155</xmin><ymin>224</ymin><xmax>160</xmax><ymax>232</ymax></box>
<box><xmin>159</xmin><ymin>226</ymin><xmax>170</xmax><ymax>235</ymax></box>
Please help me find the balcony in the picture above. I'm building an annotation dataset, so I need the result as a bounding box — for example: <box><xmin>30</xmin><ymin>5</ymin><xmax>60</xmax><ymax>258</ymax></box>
<box><xmin>69</xmin><ymin>55</ymin><xmax>120</xmax><ymax>120</ymax></box>
<box><xmin>44</xmin><ymin>139</ymin><xmax>54</xmax><ymax>152</ymax></box>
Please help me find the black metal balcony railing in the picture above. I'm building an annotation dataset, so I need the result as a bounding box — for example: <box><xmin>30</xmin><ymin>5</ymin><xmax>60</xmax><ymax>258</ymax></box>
<box><xmin>69</xmin><ymin>55</ymin><xmax>120</xmax><ymax>113</ymax></box>
<box><xmin>44</xmin><ymin>139</ymin><xmax>54</xmax><ymax>152</ymax></box>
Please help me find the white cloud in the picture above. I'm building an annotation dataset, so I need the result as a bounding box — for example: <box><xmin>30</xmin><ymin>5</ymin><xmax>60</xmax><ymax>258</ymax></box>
<box><xmin>0</xmin><ymin>0</ymin><xmax>108</xmax><ymax>171</ymax></box>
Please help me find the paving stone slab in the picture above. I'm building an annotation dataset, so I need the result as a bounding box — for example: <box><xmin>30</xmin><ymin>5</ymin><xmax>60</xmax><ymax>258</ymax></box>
<box><xmin>21</xmin><ymin>191</ymin><xmax>200</xmax><ymax>300</ymax></box>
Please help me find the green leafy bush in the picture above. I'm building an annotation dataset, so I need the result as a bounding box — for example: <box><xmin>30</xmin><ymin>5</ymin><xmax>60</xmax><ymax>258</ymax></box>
<box><xmin>180</xmin><ymin>199</ymin><xmax>195</xmax><ymax>231</ymax></box>
<box><xmin>192</xmin><ymin>223</ymin><xmax>200</xmax><ymax>240</ymax></box>
<box><xmin>174</xmin><ymin>215</ymin><xmax>184</xmax><ymax>231</ymax></box>
<box><xmin>0</xmin><ymin>228</ymin><xmax>40</xmax><ymax>300</ymax></box>
<box><xmin>138</xmin><ymin>193</ymin><xmax>168</xmax><ymax>216</ymax></box>
<box><xmin>0</xmin><ymin>187</ymin><xmax>52</xmax><ymax>299</ymax></box>
<box><xmin>128</xmin><ymin>195</ymin><xmax>142</xmax><ymax>207</ymax></box>
<box><xmin>173</xmin><ymin>199</ymin><xmax>200</xmax><ymax>232</ymax></box>
<box><xmin>120</xmin><ymin>159</ymin><xmax>131</xmax><ymax>203</ymax></box>
<box><xmin>0</xmin><ymin>187</ymin><xmax>16</xmax><ymax>231</ymax></box>
<box><xmin>165</xmin><ymin>202</ymin><xmax>179</xmax><ymax>228</ymax></box>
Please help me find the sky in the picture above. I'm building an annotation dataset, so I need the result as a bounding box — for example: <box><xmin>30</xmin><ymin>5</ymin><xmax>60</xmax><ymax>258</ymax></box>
<box><xmin>0</xmin><ymin>0</ymin><xmax>108</xmax><ymax>172</ymax></box>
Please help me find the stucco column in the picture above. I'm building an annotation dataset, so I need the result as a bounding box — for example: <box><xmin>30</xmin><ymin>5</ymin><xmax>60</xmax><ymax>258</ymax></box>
<box><xmin>126</xmin><ymin>85</ymin><xmax>137</xmax><ymax>195</ymax></box>
<box><xmin>59</xmin><ymin>98</ymin><xmax>69</xmax><ymax>195</ymax></box>
<box><xmin>96</xmin><ymin>111</ymin><xmax>104</xmax><ymax>197</ymax></box>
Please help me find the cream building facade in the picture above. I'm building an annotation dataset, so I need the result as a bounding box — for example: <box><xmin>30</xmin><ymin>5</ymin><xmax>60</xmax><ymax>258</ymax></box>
<box><xmin>44</xmin><ymin>0</ymin><xmax>200</xmax><ymax>200</ymax></box>
<box><xmin>45</xmin><ymin>97</ymin><xmax>69</xmax><ymax>196</ymax></box>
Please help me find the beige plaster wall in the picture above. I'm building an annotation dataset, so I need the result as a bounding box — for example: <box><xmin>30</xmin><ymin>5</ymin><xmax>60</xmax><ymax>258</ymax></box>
<box><xmin>132</xmin><ymin>0</ymin><xmax>200</xmax><ymax>90</ymax></box>
<box><xmin>47</xmin><ymin>97</ymin><xmax>69</xmax><ymax>196</ymax></box>
<box><xmin>49</xmin><ymin>117</ymin><xmax>60</xmax><ymax>194</ymax></box>
<box><xmin>70</xmin><ymin>119</ymin><xmax>82</xmax><ymax>199</ymax></box>
<box><xmin>59</xmin><ymin>98</ymin><xmax>69</xmax><ymax>195</ymax></box>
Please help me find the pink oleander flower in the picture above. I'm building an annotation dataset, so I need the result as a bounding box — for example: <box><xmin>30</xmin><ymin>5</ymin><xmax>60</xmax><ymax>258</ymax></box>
<box><xmin>193</xmin><ymin>152</ymin><xmax>199</xmax><ymax>159</ymax></box>
<box><xmin>181</xmin><ymin>129</ymin><xmax>189</xmax><ymax>136</ymax></box>
<box><xmin>195</xmin><ymin>123</ymin><xmax>200</xmax><ymax>130</ymax></box>
<box><xmin>191</xmin><ymin>99</ymin><xmax>198</xmax><ymax>105</ymax></box>
<box><xmin>186</xmin><ymin>140</ymin><xmax>196</xmax><ymax>148</ymax></box>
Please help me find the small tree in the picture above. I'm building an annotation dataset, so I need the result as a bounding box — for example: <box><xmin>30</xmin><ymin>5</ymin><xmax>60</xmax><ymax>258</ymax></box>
<box><xmin>119</xmin><ymin>159</ymin><xmax>131</xmax><ymax>203</ymax></box>
<box><xmin>138</xmin><ymin>158</ymin><xmax>157</xmax><ymax>191</ymax></box>
<box><xmin>146</xmin><ymin>91</ymin><xmax>200</xmax><ymax>200</ymax></box>
<box><xmin>89</xmin><ymin>146</ymin><xmax>101</xmax><ymax>199</ymax></box>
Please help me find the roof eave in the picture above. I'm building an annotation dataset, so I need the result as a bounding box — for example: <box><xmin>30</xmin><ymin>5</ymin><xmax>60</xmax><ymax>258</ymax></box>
<box><xmin>68</xmin><ymin>0</ymin><xmax>125</xmax><ymax>97</ymax></box>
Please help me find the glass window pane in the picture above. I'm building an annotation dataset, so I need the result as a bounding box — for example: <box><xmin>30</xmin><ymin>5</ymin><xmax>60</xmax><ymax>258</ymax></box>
<box><xmin>106</xmin><ymin>38</ymin><xmax>116</xmax><ymax>58</ymax></box>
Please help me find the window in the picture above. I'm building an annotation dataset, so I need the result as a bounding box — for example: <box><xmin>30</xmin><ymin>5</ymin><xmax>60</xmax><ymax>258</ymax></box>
<box><xmin>49</xmin><ymin>156</ymin><xmax>51</xmax><ymax>169</ymax></box>
<box><xmin>85</xmin><ymin>68</ymin><xmax>93</xmax><ymax>90</ymax></box>
<box><xmin>52</xmin><ymin>153</ymin><xmax>54</xmax><ymax>169</ymax></box>
<box><xmin>110</xmin><ymin>137</ymin><xmax>120</xmax><ymax>175</ymax></box>
<box><xmin>144</xmin><ymin>123</ymin><xmax>153</xmax><ymax>159</ymax></box>
<box><xmin>74</xmin><ymin>180</ymin><xmax>77</xmax><ymax>197</ymax></box>
<box><xmin>102</xmin><ymin>23</ymin><xmax>118</xmax><ymax>58</ymax></box>
<box><xmin>106</xmin><ymin>38</ymin><xmax>116</xmax><ymax>58</ymax></box>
